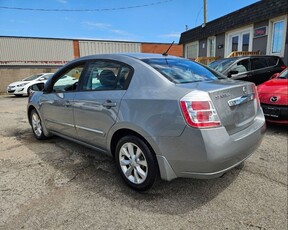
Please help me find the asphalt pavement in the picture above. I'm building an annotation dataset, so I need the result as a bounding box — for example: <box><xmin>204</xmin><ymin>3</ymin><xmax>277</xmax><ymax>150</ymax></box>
<box><xmin>0</xmin><ymin>95</ymin><xmax>287</xmax><ymax>230</ymax></box>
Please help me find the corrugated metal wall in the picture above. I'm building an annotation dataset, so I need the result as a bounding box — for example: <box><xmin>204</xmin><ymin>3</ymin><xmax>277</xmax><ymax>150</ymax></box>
<box><xmin>79</xmin><ymin>41</ymin><xmax>141</xmax><ymax>56</ymax></box>
<box><xmin>0</xmin><ymin>37</ymin><xmax>74</xmax><ymax>65</ymax></box>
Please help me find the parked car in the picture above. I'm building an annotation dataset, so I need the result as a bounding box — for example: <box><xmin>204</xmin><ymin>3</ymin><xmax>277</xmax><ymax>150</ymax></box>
<box><xmin>29</xmin><ymin>75</ymin><xmax>78</xmax><ymax>95</ymax></box>
<box><xmin>257</xmin><ymin>68</ymin><xmax>288</xmax><ymax>124</ymax></box>
<box><xmin>27</xmin><ymin>53</ymin><xmax>266</xmax><ymax>191</ymax></box>
<box><xmin>208</xmin><ymin>56</ymin><xmax>286</xmax><ymax>85</ymax></box>
<box><xmin>7</xmin><ymin>73</ymin><xmax>54</xmax><ymax>96</ymax></box>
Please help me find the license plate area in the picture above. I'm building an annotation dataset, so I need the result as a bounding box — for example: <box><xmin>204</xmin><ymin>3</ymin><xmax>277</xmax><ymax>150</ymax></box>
<box><xmin>263</xmin><ymin>107</ymin><xmax>280</xmax><ymax>118</ymax></box>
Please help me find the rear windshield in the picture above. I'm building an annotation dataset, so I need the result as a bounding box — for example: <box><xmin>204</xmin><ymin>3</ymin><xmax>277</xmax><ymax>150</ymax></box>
<box><xmin>142</xmin><ymin>58</ymin><xmax>224</xmax><ymax>84</ymax></box>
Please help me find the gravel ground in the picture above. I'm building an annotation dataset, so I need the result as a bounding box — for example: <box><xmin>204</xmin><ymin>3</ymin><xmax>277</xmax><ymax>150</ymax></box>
<box><xmin>0</xmin><ymin>95</ymin><xmax>287</xmax><ymax>230</ymax></box>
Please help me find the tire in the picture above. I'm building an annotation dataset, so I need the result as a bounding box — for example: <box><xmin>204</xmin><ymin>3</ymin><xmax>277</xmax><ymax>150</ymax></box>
<box><xmin>30</xmin><ymin>109</ymin><xmax>49</xmax><ymax>140</ymax></box>
<box><xmin>15</xmin><ymin>94</ymin><xmax>23</xmax><ymax>97</ymax></box>
<box><xmin>115</xmin><ymin>135</ymin><xmax>158</xmax><ymax>191</ymax></box>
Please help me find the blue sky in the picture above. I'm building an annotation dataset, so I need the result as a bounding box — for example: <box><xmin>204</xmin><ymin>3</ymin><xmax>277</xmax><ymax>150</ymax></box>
<box><xmin>0</xmin><ymin>0</ymin><xmax>260</xmax><ymax>43</ymax></box>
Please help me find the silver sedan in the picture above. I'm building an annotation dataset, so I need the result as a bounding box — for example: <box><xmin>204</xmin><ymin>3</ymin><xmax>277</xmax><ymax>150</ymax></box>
<box><xmin>27</xmin><ymin>53</ymin><xmax>266</xmax><ymax>191</ymax></box>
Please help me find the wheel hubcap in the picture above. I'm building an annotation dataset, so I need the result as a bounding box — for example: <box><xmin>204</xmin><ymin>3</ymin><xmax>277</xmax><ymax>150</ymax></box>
<box><xmin>119</xmin><ymin>142</ymin><xmax>148</xmax><ymax>184</ymax></box>
<box><xmin>31</xmin><ymin>112</ymin><xmax>42</xmax><ymax>137</ymax></box>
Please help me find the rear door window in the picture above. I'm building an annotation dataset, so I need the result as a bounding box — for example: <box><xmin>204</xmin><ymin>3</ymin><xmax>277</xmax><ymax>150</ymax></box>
<box><xmin>80</xmin><ymin>61</ymin><xmax>133</xmax><ymax>91</ymax></box>
<box><xmin>251</xmin><ymin>58</ymin><xmax>268</xmax><ymax>70</ymax></box>
<box><xmin>266</xmin><ymin>57</ymin><xmax>279</xmax><ymax>67</ymax></box>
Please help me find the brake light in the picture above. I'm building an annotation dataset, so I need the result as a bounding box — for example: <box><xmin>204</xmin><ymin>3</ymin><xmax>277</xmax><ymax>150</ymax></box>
<box><xmin>180</xmin><ymin>92</ymin><xmax>221</xmax><ymax>128</ymax></box>
<box><xmin>280</xmin><ymin>65</ymin><xmax>286</xmax><ymax>70</ymax></box>
<box><xmin>253</xmin><ymin>84</ymin><xmax>260</xmax><ymax>106</ymax></box>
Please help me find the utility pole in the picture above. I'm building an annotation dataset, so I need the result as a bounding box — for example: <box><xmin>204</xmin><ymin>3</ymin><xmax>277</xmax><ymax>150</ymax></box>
<box><xmin>203</xmin><ymin>0</ymin><xmax>207</xmax><ymax>27</ymax></box>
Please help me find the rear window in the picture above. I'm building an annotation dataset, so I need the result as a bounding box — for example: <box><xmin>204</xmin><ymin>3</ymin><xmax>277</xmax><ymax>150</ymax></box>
<box><xmin>251</xmin><ymin>58</ymin><xmax>268</xmax><ymax>70</ymax></box>
<box><xmin>266</xmin><ymin>57</ymin><xmax>279</xmax><ymax>66</ymax></box>
<box><xmin>143</xmin><ymin>58</ymin><xmax>224</xmax><ymax>84</ymax></box>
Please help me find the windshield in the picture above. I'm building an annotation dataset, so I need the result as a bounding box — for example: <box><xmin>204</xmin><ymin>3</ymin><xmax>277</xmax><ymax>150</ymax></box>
<box><xmin>23</xmin><ymin>74</ymin><xmax>43</xmax><ymax>81</ymax></box>
<box><xmin>208</xmin><ymin>58</ymin><xmax>236</xmax><ymax>72</ymax></box>
<box><xmin>143</xmin><ymin>58</ymin><xmax>225</xmax><ymax>84</ymax></box>
<box><xmin>278</xmin><ymin>69</ymin><xmax>288</xmax><ymax>79</ymax></box>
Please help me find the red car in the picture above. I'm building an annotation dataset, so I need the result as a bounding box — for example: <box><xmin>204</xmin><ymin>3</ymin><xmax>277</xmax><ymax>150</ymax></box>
<box><xmin>257</xmin><ymin>68</ymin><xmax>288</xmax><ymax>124</ymax></box>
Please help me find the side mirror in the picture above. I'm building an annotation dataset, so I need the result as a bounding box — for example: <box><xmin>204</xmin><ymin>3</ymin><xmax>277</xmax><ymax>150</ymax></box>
<box><xmin>228</xmin><ymin>70</ymin><xmax>238</xmax><ymax>78</ymax></box>
<box><xmin>270</xmin><ymin>73</ymin><xmax>280</xmax><ymax>79</ymax></box>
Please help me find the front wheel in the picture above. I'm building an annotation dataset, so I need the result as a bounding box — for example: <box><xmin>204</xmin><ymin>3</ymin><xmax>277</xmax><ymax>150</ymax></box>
<box><xmin>30</xmin><ymin>109</ymin><xmax>49</xmax><ymax>140</ymax></box>
<box><xmin>115</xmin><ymin>136</ymin><xmax>158</xmax><ymax>191</ymax></box>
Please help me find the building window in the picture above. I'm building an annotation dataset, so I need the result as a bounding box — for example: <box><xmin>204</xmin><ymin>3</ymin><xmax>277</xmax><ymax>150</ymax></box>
<box><xmin>272</xmin><ymin>21</ymin><xmax>284</xmax><ymax>54</ymax></box>
<box><xmin>225</xmin><ymin>26</ymin><xmax>253</xmax><ymax>57</ymax></box>
<box><xmin>232</xmin><ymin>36</ymin><xmax>239</xmax><ymax>52</ymax></box>
<box><xmin>207</xmin><ymin>37</ymin><xmax>216</xmax><ymax>57</ymax></box>
<box><xmin>242</xmin><ymin>33</ymin><xmax>250</xmax><ymax>51</ymax></box>
<box><xmin>186</xmin><ymin>41</ymin><xmax>198</xmax><ymax>59</ymax></box>
<box><xmin>267</xmin><ymin>15</ymin><xmax>287</xmax><ymax>57</ymax></box>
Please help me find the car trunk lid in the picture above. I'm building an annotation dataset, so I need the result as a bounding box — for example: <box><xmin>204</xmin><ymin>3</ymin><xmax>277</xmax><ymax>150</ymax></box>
<box><xmin>178</xmin><ymin>80</ymin><xmax>259</xmax><ymax>134</ymax></box>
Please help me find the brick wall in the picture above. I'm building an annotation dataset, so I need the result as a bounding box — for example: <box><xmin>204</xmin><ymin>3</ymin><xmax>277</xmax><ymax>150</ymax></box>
<box><xmin>141</xmin><ymin>43</ymin><xmax>183</xmax><ymax>57</ymax></box>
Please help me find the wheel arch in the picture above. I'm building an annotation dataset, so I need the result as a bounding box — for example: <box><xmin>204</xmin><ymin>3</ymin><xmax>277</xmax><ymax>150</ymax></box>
<box><xmin>109</xmin><ymin>128</ymin><xmax>158</xmax><ymax>158</ymax></box>
<box><xmin>27</xmin><ymin>105</ymin><xmax>37</xmax><ymax>125</ymax></box>
<box><xmin>109</xmin><ymin>127</ymin><xmax>177</xmax><ymax>182</ymax></box>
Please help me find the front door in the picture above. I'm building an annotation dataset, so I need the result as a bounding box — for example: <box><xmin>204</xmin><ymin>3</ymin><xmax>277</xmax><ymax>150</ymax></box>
<box><xmin>40</xmin><ymin>63</ymin><xmax>85</xmax><ymax>138</ymax></box>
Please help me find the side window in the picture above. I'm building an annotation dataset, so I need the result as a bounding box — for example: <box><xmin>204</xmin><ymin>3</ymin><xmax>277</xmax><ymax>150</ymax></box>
<box><xmin>251</xmin><ymin>58</ymin><xmax>268</xmax><ymax>70</ymax></box>
<box><xmin>266</xmin><ymin>57</ymin><xmax>278</xmax><ymax>67</ymax></box>
<box><xmin>81</xmin><ymin>61</ymin><xmax>132</xmax><ymax>91</ymax></box>
<box><xmin>52</xmin><ymin>64</ymin><xmax>84</xmax><ymax>92</ymax></box>
<box><xmin>231</xmin><ymin>59</ymin><xmax>249</xmax><ymax>73</ymax></box>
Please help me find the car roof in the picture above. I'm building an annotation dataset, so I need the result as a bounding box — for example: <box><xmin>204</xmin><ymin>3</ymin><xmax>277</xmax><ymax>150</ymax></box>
<box><xmin>72</xmin><ymin>53</ymin><xmax>181</xmax><ymax>62</ymax></box>
<box><xmin>216</xmin><ymin>55</ymin><xmax>281</xmax><ymax>61</ymax></box>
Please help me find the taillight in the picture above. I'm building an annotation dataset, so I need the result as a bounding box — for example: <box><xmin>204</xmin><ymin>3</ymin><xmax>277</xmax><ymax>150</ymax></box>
<box><xmin>280</xmin><ymin>65</ymin><xmax>286</xmax><ymax>70</ymax></box>
<box><xmin>253</xmin><ymin>84</ymin><xmax>260</xmax><ymax>106</ymax></box>
<box><xmin>180</xmin><ymin>91</ymin><xmax>221</xmax><ymax>128</ymax></box>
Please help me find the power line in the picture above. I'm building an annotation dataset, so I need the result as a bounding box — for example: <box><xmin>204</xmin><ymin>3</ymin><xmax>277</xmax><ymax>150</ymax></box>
<box><xmin>0</xmin><ymin>0</ymin><xmax>174</xmax><ymax>12</ymax></box>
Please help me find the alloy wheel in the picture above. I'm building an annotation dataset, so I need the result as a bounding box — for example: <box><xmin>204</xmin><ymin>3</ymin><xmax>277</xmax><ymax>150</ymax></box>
<box><xmin>119</xmin><ymin>142</ymin><xmax>148</xmax><ymax>184</ymax></box>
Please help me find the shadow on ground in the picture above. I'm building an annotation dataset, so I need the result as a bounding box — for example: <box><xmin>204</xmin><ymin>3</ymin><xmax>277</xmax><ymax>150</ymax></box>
<box><xmin>14</xmin><ymin>128</ymin><xmax>242</xmax><ymax>215</ymax></box>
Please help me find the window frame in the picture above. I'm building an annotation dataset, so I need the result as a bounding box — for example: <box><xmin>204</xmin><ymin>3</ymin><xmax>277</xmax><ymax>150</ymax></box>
<box><xmin>225</xmin><ymin>25</ymin><xmax>253</xmax><ymax>57</ymax></box>
<box><xmin>79</xmin><ymin>59</ymin><xmax>134</xmax><ymax>92</ymax></box>
<box><xmin>185</xmin><ymin>41</ymin><xmax>199</xmax><ymax>59</ymax></box>
<box><xmin>207</xmin><ymin>36</ymin><xmax>216</xmax><ymax>57</ymax></box>
<box><xmin>44</xmin><ymin>61</ymin><xmax>88</xmax><ymax>94</ymax></box>
<box><xmin>266</xmin><ymin>15</ymin><xmax>287</xmax><ymax>57</ymax></box>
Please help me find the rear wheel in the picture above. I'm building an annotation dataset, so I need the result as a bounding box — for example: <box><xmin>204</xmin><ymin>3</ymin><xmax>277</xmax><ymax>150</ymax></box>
<box><xmin>30</xmin><ymin>109</ymin><xmax>49</xmax><ymax>140</ymax></box>
<box><xmin>115</xmin><ymin>135</ymin><xmax>158</xmax><ymax>191</ymax></box>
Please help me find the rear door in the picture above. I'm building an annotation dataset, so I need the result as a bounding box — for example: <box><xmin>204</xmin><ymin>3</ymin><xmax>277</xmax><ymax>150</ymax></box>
<box><xmin>73</xmin><ymin>60</ymin><xmax>133</xmax><ymax>150</ymax></box>
<box><xmin>250</xmin><ymin>57</ymin><xmax>270</xmax><ymax>85</ymax></box>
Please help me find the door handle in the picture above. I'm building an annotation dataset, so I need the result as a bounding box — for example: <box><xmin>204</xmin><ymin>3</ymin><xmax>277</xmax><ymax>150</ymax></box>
<box><xmin>102</xmin><ymin>100</ymin><xmax>116</xmax><ymax>108</ymax></box>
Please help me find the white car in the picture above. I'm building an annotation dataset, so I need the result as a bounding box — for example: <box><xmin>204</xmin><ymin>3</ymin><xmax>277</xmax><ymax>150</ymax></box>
<box><xmin>7</xmin><ymin>73</ymin><xmax>54</xmax><ymax>96</ymax></box>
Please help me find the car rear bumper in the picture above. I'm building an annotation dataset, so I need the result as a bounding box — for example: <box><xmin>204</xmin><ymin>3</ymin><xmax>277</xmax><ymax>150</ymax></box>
<box><xmin>156</xmin><ymin>116</ymin><xmax>266</xmax><ymax>181</ymax></box>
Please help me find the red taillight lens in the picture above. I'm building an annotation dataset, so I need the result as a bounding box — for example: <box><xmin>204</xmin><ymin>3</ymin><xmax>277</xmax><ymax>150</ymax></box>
<box><xmin>191</xmin><ymin>101</ymin><xmax>210</xmax><ymax>110</ymax></box>
<box><xmin>180</xmin><ymin>97</ymin><xmax>221</xmax><ymax>128</ymax></box>
<box><xmin>253</xmin><ymin>84</ymin><xmax>260</xmax><ymax>106</ymax></box>
<box><xmin>280</xmin><ymin>66</ymin><xmax>286</xmax><ymax>70</ymax></box>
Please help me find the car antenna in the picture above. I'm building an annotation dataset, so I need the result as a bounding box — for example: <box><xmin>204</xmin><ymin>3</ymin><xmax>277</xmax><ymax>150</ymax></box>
<box><xmin>162</xmin><ymin>41</ymin><xmax>174</xmax><ymax>56</ymax></box>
